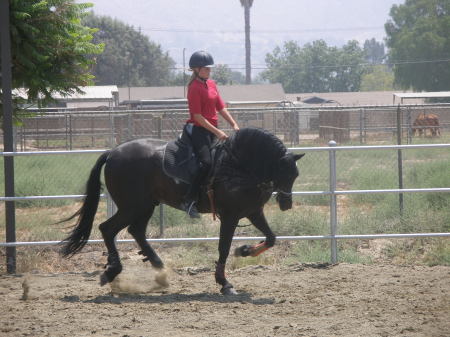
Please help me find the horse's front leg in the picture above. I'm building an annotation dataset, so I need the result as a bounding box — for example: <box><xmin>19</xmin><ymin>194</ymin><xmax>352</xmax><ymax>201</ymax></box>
<box><xmin>235</xmin><ymin>209</ymin><xmax>276</xmax><ymax>258</ymax></box>
<box><xmin>215</xmin><ymin>216</ymin><xmax>238</xmax><ymax>295</ymax></box>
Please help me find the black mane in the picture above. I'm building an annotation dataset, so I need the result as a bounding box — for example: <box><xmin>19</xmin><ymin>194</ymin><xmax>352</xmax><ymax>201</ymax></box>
<box><xmin>220</xmin><ymin>127</ymin><xmax>287</xmax><ymax>182</ymax></box>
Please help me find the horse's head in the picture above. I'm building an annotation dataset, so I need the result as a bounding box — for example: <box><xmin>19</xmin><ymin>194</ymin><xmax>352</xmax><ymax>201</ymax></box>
<box><xmin>273</xmin><ymin>153</ymin><xmax>305</xmax><ymax>211</ymax></box>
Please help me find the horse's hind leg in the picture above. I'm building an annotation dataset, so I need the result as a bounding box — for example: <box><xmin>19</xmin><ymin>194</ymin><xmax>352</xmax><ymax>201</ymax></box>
<box><xmin>99</xmin><ymin>211</ymin><xmax>129</xmax><ymax>286</ymax></box>
<box><xmin>127</xmin><ymin>205</ymin><xmax>164</xmax><ymax>269</ymax></box>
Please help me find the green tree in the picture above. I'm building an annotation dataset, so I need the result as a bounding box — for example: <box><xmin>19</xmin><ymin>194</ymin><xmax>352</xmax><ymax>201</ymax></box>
<box><xmin>212</xmin><ymin>64</ymin><xmax>232</xmax><ymax>85</ymax></box>
<box><xmin>83</xmin><ymin>14</ymin><xmax>176</xmax><ymax>86</ymax></box>
<box><xmin>385</xmin><ymin>0</ymin><xmax>450</xmax><ymax>91</ymax></box>
<box><xmin>262</xmin><ymin>40</ymin><xmax>366</xmax><ymax>93</ymax></box>
<box><xmin>168</xmin><ymin>72</ymin><xmax>189</xmax><ymax>86</ymax></box>
<box><xmin>360</xmin><ymin>65</ymin><xmax>395</xmax><ymax>91</ymax></box>
<box><xmin>2</xmin><ymin>0</ymin><xmax>103</xmax><ymax>115</ymax></box>
<box><xmin>331</xmin><ymin>40</ymin><xmax>367</xmax><ymax>92</ymax></box>
<box><xmin>211</xmin><ymin>64</ymin><xmax>245</xmax><ymax>85</ymax></box>
<box><xmin>363</xmin><ymin>38</ymin><xmax>385</xmax><ymax>64</ymax></box>
<box><xmin>230</xmin><ymin>69</ymin><xmax>246</xmax><ymax>84</ymax></box>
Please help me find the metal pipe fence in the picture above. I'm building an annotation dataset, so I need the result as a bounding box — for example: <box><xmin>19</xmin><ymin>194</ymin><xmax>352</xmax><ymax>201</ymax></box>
<box><xmin>2</xmin><ymin>142</ymin><xmax>450</xmax><ymax>269</ymax></box>
<box><xmin>4</xmin><ymin>103</ymin><xmax>450</xmax><ymax>151</ymax></box>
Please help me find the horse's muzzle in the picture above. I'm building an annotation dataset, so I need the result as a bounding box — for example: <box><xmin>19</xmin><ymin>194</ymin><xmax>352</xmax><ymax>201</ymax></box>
<box><xmin>277</xmin><ymin>194</ymin><xmax>292</xmax><ymax>211</ymax></box>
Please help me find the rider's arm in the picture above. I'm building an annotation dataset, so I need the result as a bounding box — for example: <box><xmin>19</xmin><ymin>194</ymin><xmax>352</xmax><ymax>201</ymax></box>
<box><xmin>192</xmin><ymin>114</ymin><xmax>228</xmax><ymax>140</ymax></box>
<box><xmin>219</xmin><ymin>108</ymin><xmax>240</xmax><ymax>131</ymax></box>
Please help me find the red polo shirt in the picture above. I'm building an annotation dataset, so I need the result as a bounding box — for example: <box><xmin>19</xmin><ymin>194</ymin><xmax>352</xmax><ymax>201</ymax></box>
<box><xmin>187</xmin><ymin>78</ymin><xmax>225</xmax><ymax>127</ymax></box>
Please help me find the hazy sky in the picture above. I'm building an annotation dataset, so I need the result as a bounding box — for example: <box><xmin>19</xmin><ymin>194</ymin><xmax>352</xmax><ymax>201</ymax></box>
<box><xmin>86</xmin><ymin>0</ymin><xmax>405</xmax><ymax>73</ymax></box>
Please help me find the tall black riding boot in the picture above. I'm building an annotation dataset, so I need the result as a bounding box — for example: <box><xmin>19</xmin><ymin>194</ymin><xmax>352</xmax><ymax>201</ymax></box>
<box><xmin>181</xmin><ymin>170</ymin><xmax>205</xmax><ymax>219</ymax></box>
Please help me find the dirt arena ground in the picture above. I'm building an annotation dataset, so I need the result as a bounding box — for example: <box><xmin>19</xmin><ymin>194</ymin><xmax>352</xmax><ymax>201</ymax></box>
<box><xmin>0</xmin><ymin>260</ymin><xmax>449</xmax><ymax>337</ymax></box>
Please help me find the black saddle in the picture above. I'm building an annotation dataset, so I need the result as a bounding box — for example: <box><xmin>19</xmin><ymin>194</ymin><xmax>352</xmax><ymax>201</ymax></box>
<box><xmin>162</xmin><ymin>125</ymin><xmax>199</xmax><ymax>184</ymax></box>
<box><xmin>162</xmin><ymin>125</ymin><xmax>224</xmax><ymax>185</ymax></box>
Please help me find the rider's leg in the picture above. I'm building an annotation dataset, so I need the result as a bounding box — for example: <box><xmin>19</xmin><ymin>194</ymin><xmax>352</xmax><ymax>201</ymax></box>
<box><xmin>182</xmin><ymin>126</ymin><xmax>215</xmax><ymax>217</ymax></box>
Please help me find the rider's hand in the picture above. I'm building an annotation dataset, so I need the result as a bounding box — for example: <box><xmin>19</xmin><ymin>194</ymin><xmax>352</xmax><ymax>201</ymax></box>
<box><xmin>232</xmin><ymin>124</ymin><xmax>240</xmax><ymax>131</ymax></box>
<box><xmin>216</xmin><ymin>129</ymin><xmax>228</xmax><ymax>140</ymax></box>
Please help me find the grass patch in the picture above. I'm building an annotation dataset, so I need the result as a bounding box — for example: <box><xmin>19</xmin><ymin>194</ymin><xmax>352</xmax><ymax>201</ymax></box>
<box><xmin>0</xmin><ymin>154</ymin><xmax>100</xmax><ymax>208</ymax></box>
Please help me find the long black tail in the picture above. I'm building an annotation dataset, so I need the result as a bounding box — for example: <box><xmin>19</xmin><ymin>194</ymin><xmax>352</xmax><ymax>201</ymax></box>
<box><xmin>60</xmin><ymin>151</ymin><xmax>110</xmax><ymax>257</ymax></box>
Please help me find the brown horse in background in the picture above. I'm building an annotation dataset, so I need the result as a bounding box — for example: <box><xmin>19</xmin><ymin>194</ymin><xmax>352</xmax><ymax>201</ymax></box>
<box><xmin>412</xmin><ymin>112</ymin><xmax>441</xmax><ymax>137</ymax></box>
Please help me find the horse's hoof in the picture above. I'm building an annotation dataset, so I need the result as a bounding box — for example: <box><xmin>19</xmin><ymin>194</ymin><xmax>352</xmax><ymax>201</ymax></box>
<box><xmin>151</xmin><ymin>259</ymin><xmax>164</xmax><ymax>269</ymax></box>
<box><xmin>234</xmin><ymin>245</ymin><xmax>251</xmax><ymax>257</ymax></box>
<box><xmin>221</xmin><ymin>286</ymin><xmax>238</xmax><ymax>296</ymax></box>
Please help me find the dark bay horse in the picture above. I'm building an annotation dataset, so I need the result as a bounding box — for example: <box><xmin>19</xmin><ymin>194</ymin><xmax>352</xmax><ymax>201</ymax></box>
<box><xmin>61</xmin><ymin>127</ymin><xmax>304</xmax><ymax>295</ymax></box>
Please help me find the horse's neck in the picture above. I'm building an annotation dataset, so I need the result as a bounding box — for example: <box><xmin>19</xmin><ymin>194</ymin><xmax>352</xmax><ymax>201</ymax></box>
<box><xmin>224</xmin><ymin>148</ymin><xmax>274</xmax><ymax>183</ymax></box>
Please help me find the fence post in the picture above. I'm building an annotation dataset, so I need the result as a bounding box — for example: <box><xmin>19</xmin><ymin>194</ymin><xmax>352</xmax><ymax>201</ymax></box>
<box><xmin>1</xmin><ymin>0</ymin><xmax>17</xmax><ymax>273</ymax></box>
<box><xmin>127</xmin><ymin>113</ymin><xmax>133</xmax><ymax>141</ymax></box>
<box><xmin>69</xmin><ymin>114</ymin><xmax>73</xmax><ymax>150</ymax></box>
<box><xmin>396</xmin><ymin>105</ymin><xmax>404</xmax><ymax>215</ymax></box>
<box><xmin>109</xmin><ymin>113</ymin><xmax>116</xmax><ymax>147</ymax></box>
<box><xmin>406</xmin><ymin>106</ymin><xmax>412</xmax><ymax>144</ymax></box>
<box><xmin>159</xmin><ymin>204</ymin><xmax>165</xmax><ymax>237</ymax></box>
<box><xmin>328</xmin><ymin>140</ymin><xmax>338</xmax><ymax>264</ymax></box>
<box><xmin>359</xmin><ymin>108</ymin><xmax>366</xmax><ymax>144</ymax></box>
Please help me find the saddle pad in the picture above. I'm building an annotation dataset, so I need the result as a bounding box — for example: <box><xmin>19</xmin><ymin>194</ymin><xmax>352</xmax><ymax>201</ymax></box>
<box><xmin>162</xmin><ymin>139</ymin><xmax>199</xmax><ymax>184</ymax></box>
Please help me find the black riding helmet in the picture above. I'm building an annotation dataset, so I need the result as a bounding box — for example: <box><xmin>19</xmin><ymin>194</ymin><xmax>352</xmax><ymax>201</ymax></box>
<box><xmin>189</xmin><ymin>51</ymin><xmax>214</xmax><ymax>68</ymax></box>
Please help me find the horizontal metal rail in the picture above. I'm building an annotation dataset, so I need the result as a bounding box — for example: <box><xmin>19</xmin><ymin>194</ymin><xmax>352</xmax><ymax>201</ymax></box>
<box><xmin>2</xmin><ymin>143</ymin><xmax>450</xmax><ymax>157</ymax></box>
<box><xmin>289</xmin><ymin>143</ymin><xmax>450</xmax><ymax>152</ymax></box>
<box><xmin>22</xmin><ymin>102</ymin><xmax>450</xmax><ymax>114</ymax></box>
<box><xmin>0</xmin><ymin>194</ymin><xmax>107</xmax><ymax>202</ymax></box>
<box><xmin>2</xmin><ymin>188</ymin><xmax>450</xmax><ymax>202</ymax></box>
<box><xmin>292</xmin><ymin>187</ymin><xmax>450</xmax><ymax>196</ymax></box>
<box><xmin>2</xmin><ymin>232</ymin><xmax>450</xmax><ymax>247</ymax></box>
<box><xmin>0</xmin><ymin>149</ymin><xmax>107</xmax><ymax>156</ymax></box>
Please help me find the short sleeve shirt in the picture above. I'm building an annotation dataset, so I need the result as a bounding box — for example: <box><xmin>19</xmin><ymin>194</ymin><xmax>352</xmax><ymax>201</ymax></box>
<box><xmin>187</xmin><ymin>79</ymin><xmax>225</xmax><ymax>127</ymax></box>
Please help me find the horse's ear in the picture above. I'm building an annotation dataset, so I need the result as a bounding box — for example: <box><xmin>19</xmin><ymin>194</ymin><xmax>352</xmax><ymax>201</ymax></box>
<box><xmin>293</xmin><ymin>153</ymin><xmax>305</xmax><ymax>161</ymax></box>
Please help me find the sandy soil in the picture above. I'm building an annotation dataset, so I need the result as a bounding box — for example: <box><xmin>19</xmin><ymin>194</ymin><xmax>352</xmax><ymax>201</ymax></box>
<box><xmin>0</xmin><ymin>260</ymin><xmax>449</xmax><ymax>337</ymax></box>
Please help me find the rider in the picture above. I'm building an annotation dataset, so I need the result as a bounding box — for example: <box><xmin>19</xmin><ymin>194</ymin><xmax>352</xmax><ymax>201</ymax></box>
<box><xmin>181</xmin><ymin>50</ymin><xmax>240</xmax><ymax>218</ymax></box>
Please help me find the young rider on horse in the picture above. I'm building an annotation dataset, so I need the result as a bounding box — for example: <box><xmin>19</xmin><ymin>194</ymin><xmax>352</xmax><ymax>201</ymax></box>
<box><xmin>182</xmin><ymin>51</ymin><xmax>240</xmax><ymax>217</ymax></box>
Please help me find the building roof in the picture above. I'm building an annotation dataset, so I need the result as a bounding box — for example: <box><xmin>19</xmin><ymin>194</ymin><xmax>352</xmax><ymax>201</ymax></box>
<box><xmin>220</xmin><ymin>83</ymin><xmax>285</xmax><ymax>102</ymax></box>
<box><xmin>52</xmin><ymin>86</ymin><xmax>119</xmax><ymax>100</ymax></box>
<box><xmin>14</xmin><ymin>85</ymin><xmax>118</xmax><ymax>101</ymax></box>
<box><xmin>118</xmin><ymin>83</ymin><xmax>286</xmax><ymax>103</ymax></box>
<box><xmin>393</xmin><ymin>91</ymin><xmax>450</xmax><ymax>104</ymax></box>
<box><xmin>286</xmin><ymin>91</ymin><xmax>425</xmax><ymax>106</ymax></box>
<box><xmin>301</xmin><ymin>96</ymin><xmax>336</xmax><ymax>104</ymax></box>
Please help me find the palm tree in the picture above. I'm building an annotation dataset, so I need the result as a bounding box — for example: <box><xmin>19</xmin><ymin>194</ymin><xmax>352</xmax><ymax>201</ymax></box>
<box><xmin>240</xmin><ymin>0</ymin><xmax>253</xmax><ymax>84</ymax></box>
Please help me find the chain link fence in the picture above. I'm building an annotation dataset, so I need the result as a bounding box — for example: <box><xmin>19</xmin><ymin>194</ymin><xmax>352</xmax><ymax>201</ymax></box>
<box><xmin>3</xmin><ymin>103</ymin><xmax>449</xmax><ymax>152</ymax></box>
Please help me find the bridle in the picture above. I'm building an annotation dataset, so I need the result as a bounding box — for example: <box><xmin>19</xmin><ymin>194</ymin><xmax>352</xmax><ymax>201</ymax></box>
<box><xmin>275</xmin><ymin>189</ymin><xmax>293</xmax><ymax>197</ymax></box>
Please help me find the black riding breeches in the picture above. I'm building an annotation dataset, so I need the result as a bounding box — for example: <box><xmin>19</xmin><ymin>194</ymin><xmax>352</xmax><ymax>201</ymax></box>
<box><xmin>185</xmin><ymin>124</ymin><xmax>216</xmax><ymax>201</ymax></box>
<box><xmin>191</xmin><ymin>125</ymin><xmax>215</xmax><ymax>172</ymax></box>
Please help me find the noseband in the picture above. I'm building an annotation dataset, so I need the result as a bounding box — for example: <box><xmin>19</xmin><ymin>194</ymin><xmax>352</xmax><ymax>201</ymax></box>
<box><xmin>276</xmin><ymin>189</ymin><xmax>293</xmax><ymax>197</ymax></box>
